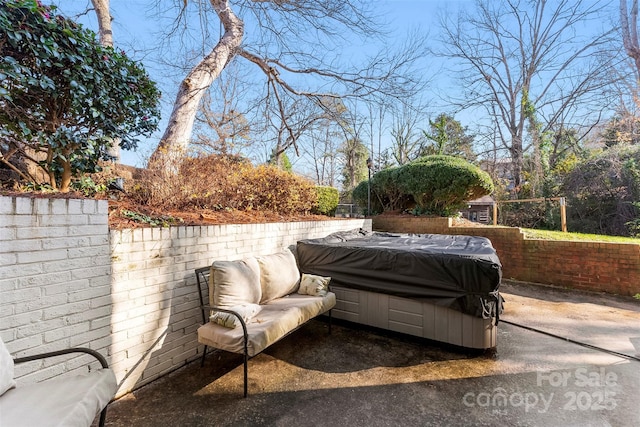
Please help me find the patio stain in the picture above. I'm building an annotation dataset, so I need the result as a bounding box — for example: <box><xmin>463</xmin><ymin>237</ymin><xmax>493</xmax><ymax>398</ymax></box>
<box><xmin>100</xmin><ymin>282</ymin><xmax>640</xmax><ymax>427</ymax></box>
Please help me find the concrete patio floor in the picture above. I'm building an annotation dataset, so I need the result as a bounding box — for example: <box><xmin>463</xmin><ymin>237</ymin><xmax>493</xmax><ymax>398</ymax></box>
<box><xmin>102</xmin><ymin>282</ymin><xmax>640</xmax><ymax>427</ymax></box>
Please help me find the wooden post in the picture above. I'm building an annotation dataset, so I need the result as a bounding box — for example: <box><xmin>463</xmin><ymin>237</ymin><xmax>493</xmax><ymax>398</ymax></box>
<box><xmin>560</xmin><ymin>197</ymin><xmax>567</xmax><ymax>232</ymax></box>
<box><xmin>493</xmin><ymin>202</ymin><xmax>498</xmax><ymax>226</ymax></box>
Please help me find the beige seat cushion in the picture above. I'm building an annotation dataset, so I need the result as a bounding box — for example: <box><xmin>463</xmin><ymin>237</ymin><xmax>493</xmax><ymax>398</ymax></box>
<box><xmin>198</xmin><ymin>292</ymin><xmax>336</xmax><ymax>357</ymax></box>
<box><xmin>0</xmin><ymin>368</ymin><xmax>117</xmax><ymax>427</ymax></box>
<box><xmin>211</xmin><ymin>257</ymin><xmax>262</xmax><ymax>308</ymax></box>
<box><xmin>257</xmin><ymin>250</ymin><xmax>300</xmax><ymax>303</ymax></box>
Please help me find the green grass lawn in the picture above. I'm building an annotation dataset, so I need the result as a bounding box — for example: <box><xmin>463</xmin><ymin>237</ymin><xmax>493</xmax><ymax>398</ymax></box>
<box><xmin>522</xmin><ymin>228</ymin><xmax>640</xmax><ymax>243</ymax></box>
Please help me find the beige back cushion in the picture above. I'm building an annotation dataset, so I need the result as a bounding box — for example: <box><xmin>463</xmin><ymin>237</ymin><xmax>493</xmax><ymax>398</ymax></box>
<box><xmin>211</xmin><ymin>257</ymin><xmax>262</xmax><ymax>308</ymax></box>
<box><xmin>257</xmin><ymin>250</ymin><xmax>300</xmax><ymax>303</ymax></box>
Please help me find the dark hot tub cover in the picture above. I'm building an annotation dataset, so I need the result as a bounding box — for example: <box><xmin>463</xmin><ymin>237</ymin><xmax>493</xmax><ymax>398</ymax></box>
<box><xmin>297</xmin><ymin>229</ymin><xmax>503</xmax><ymax>319</ymax></box>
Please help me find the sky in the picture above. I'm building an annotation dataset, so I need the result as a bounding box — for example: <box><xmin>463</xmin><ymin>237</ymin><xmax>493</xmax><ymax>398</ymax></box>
<box><xmin>48</xmin><ymin>0</ymin><xmax>477</xmax><ymax>167</ymax></box>
<box><xmin>49</xmin><ymin>0</ymin><xmax>619</xmax><ymax>170</ymax></box>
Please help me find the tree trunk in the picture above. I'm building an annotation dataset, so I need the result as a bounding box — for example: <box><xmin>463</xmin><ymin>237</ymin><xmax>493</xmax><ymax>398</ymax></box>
<box><xmin>90</xmin><ymin>0</ymin><xmax>123</xmax><ymax>161</ymax></box>
<box><xmin>621</xmin><ymin>0</ymin><xmax>640</xmax><ymax>78</ymax></box>
<box><xmin>510</xmin><ymin>137</ymin><xmax>523</xmax><ymax>197</ymax></box>
<box><xmin>91</xmin><ymin>0</ymin><xmax>113</xmax><ymax>47</ymax></box>
<box><xmin>59</xmin><ymin>161</ymin><xmax>72</xmax><ymax>193</ymax></box>
<box><xmin>148</xmin><ymin>0</ymin><xmax>244</xmax><ymax>172</ymax></box>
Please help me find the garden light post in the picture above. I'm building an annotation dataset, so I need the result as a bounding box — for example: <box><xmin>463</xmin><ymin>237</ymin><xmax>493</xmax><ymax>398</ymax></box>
<box><xmin>366</xmin><ymin>157</ymin><xmax>372</xmax><ymax>216</ymax></box>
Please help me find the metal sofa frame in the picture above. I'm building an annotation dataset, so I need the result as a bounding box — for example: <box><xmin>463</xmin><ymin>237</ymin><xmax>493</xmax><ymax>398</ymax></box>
<box><xmin>195</xmin><ymin>266</ymin><xmax>332</xmax><ymax>398</ymax></box>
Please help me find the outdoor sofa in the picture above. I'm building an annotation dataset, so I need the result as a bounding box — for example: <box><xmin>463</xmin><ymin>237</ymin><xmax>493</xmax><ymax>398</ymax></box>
<box><xmin>195</xmin><ymin>248</ymin><xmax>336</xmax><ymax>397</ymax></box>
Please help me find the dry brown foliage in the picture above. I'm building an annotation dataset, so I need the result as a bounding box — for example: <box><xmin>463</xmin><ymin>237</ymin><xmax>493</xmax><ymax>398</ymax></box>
<box><xmin>2</xmin><ymin>154</ymin><xmax>333</xmax><ymax>228</ymax></box>
<box><xmin>129</xmin><ymin>154</ymin><xmax>318</xmax><ymax>214</ymax></box>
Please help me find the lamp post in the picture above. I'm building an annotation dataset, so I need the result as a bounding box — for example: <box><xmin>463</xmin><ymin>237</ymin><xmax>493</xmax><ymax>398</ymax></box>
<box><xmin>366</xmin><ymin>157</ymin><xmax>372</xmax><ymax>216</ymax></box>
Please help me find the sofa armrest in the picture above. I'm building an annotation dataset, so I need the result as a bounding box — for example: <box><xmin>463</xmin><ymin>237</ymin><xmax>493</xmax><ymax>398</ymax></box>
<box><xmin>14</xmin><ymin>347</ymin><xmax>110</xmax><ymax>369</ymax></box>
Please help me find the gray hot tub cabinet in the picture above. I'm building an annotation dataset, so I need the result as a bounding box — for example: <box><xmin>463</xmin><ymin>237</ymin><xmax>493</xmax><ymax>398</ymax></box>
<box><xmin>297</xmin><ymin>229</ymin><xmax>502</xmax><ymax>350</ymax></box>
<box><xmin>331</xmin><ymin>285</ymin><xmax>497</xmax><ymax>349</ymax></box>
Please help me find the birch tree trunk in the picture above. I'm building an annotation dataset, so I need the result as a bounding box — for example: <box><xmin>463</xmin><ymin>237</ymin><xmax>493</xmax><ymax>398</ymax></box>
<box><xmin>90</xmin><ymin>0</ymin><xmax>122</xmax><ymax>161</ymax></box>
<box><xmin>148</xmin><ymin>0</ymin><xmax>244</xmax><ymax>172</ymax></box>
<box><xmin>91</xmin><ymin>0</ymin><xmax>113</xmax><ymax>47</ymax></box>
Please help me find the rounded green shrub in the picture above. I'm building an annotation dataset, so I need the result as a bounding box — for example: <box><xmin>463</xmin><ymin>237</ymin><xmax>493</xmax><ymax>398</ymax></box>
<box><xmin>397</xmin><ymin>155</ymin><xmax>494</xmax><ymax>216</ymax></box>
<box><xmin>313</xmin><ymin>186</ymin><xmax>340</xmax><ymax>216</ymax></box>
<box><xmin>353</xmin><ymin>156</ymin><xmax>493</xmax><ymax>217</ymax></box>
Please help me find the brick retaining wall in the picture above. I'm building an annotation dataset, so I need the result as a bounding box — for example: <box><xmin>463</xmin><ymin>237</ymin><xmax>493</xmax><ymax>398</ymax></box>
<box><xmin>0</xmin><ymin>195</ymin><xmax>370</xmax><ymax>397</ymax></box>
<box><xmin>372</xmin><ymin>216</ymin><xmax>639</xmax><ymax>296</ymax></box>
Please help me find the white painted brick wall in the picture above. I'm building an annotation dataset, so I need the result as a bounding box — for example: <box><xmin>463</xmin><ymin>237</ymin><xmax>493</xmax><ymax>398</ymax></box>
<box><xmin>1</xmin><ymin>195</ymin><xmax>370</xmax><ymax>398</ymax></box>
<box><xmin>1</xmin><ymin>196</ymin><xmax>112</xmax><ymax>383</ymax></box>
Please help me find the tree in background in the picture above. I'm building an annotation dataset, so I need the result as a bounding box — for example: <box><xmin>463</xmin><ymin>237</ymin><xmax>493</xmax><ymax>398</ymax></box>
<box><xmin>128</xmin><ymin>0</ymin><xmax>427</xmax><ymax>172</ymax></box>
<box><xmin>389</xmin><ymin>104</ymin><xmax>425</xmax><ymax>165</ymax></box>
<box><xmin>191</xmin><ymin>64</ymin><xmax>252</xmax><ymax>156</ymax></box>
<box><xmin>340</xmin><ymin>138</ymin><xmax>369</xmax><ymax>193</ymax></box>
<box><xmin>561</xmin><ymin>145</ymin><xmax>640</xmax><ymax>236</ymax></box>
<box><xmin>438</xmin><ymin>0</ymin><xmax>618</xmax><ymax>195</ymax></box>
<box><xmin>601</xmin><ymin>115</ymin><xmax>640</xmax><ymax>147</ymax></box>
<box><xmin>268</xmin><ymin>149</ymin><xmax>292</xmax><ymax>173</ymax></box>
<box><xmin>265</xmin><ymin>96</ymin><xmax>349</xmax><ymax>171</ymax></box>
<box><xmin>621</xmin><ymin>0</ymin><xmax>640</xmax><ymax>79</ymax></box>
<box><xmin>301</xmin><ymin>111</ymin><xmax>343</xmax><ymax>187</ymax></box>
<box><xmin>0</xmin><ymin>0</ymin><xmax>160</xmax><ymax>191</ymax></box>
<box><xmin>421</xmin><ymin>113</ymin><xmax>476</xmax><ymax>161</ymax></box>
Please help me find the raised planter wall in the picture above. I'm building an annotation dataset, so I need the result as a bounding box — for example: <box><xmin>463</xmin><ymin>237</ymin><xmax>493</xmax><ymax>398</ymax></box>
<box><xmin>0</xmin><ymin>195</ymin><xmax>371</xmax><ymax>397</ymax></box>
<box><xmin>372</xmin><ymin>216</ymin><xmax>640</xmax><ymax>296</ymax></box>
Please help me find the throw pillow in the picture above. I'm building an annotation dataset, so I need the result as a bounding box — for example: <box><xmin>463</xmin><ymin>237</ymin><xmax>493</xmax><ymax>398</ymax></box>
<box><xmin>211</xmin><ymin>257</ymin><xmax>262</xmax><ymax>308</ymax></box>
<box><xmin>210</xmin><ymin>304</ymin><xmax>262</xmax><ymax>328</ymax></box>
<box><xmin>257</xmin><ymin>250</ymin><xmax>301</xmax><ymax>303</ymax></box>
<box><xmin>0</xmin><ymin>337</ymin><xmax>16</xmax><ymax>397</ymax></box>
<box><xmin>298</xmin><ymin>273</ymin><xmax>331</xmax><ymax>297</ymax></box>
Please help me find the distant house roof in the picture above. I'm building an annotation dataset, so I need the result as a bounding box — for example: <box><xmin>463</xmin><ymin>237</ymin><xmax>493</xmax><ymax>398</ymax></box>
<box><xmin>467</xmin><ymin>195</ymin><xmax>495</xmax><ymax>205</ymax></box>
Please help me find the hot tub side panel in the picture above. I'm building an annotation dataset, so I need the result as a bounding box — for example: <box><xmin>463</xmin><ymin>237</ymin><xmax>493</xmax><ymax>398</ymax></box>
<box><xmin>332</xmin><ymin>285</ymin><xmax>497</xmax><ymax>349</ymax></box>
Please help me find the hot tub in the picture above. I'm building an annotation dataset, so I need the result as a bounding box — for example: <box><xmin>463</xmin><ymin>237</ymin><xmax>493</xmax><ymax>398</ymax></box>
<box><xmin>297</xmin><ymin>229</ymin><xmax>503</xmax><ymax>349</ymax></box>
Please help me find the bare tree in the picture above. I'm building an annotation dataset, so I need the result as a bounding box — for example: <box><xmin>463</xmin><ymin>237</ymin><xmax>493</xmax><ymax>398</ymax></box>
<box><xmin>300</xmin><ymin>122</ymin><xmax>342</xmax><ymax>186</ymax></box>
<box><xmin>619</xmin><ymin>0</ymin><xmax>640</xmax><ymax>120</ymax></box>
<box><xmin>191</xmin><ymin>63</ymin><xmax>253</xmax><ymax>156</ymax></box>
<box><xmin>144</xmin><ymin>0</ymin><xmax>426</xmax><ymax>171</ymax></box>
<box><xmin>193</xmin><ymin>91</ymin><xmax>251</xmax><ymax>155</ymax></box>
<box><xmin>90</xmin><ymin>0</ymin><xmax>113</xmax><ymax>47</ymax></box>
<box><xmin>389</xmin><ymin>103</ymin><xmax>427</xmax><ymax>165</ymax></box>
<box><xmin>88</xmin><ymin>0</ymin><xmax>122</xmax><ymax>161</ymax></box>
<box><xmin>438</xmin><ymin>0</ymin><xmax>618</xmax><ymax>195</ymax></box>
<box><xmin>292</xmin><ymin>97</ymin><xmax>347</xmax><ymax>185</ymax></box>
<box><xmin>621</xmin><ymin>0</ymin><xmax>640</xmax><ymax>78</ymax></box>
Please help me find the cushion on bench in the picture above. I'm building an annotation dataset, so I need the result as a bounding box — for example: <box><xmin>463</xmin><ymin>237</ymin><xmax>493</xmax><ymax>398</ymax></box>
<box><xmin>256</xmin><ymin>250</ymin><xmax>301</xmax><ymax>303</ymax></box>
<box><xmin>198</xmin><ymin>292</ymin><xmax>336</xmax><ymax>357</ymax></box>
<box><xmin>0</xmin><ymin>368</ymin><xmax>117</xmax><ymax>427</ymax></box>
<box><xmin>211</xmin><ymin>257</ymin><xmax>262</xmax><ymax>308</ymax></box>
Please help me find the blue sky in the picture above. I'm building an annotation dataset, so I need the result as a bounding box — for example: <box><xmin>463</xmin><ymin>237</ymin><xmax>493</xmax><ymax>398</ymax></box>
<box><xmin>48</xmin><ymin>0</ymin><xmax>478</xmax><ymax>166</ymax></box>
<box><xmin>50</xmin><ymin>0</ymin><xmax>618</xmax><ymax>168</ymax></box>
